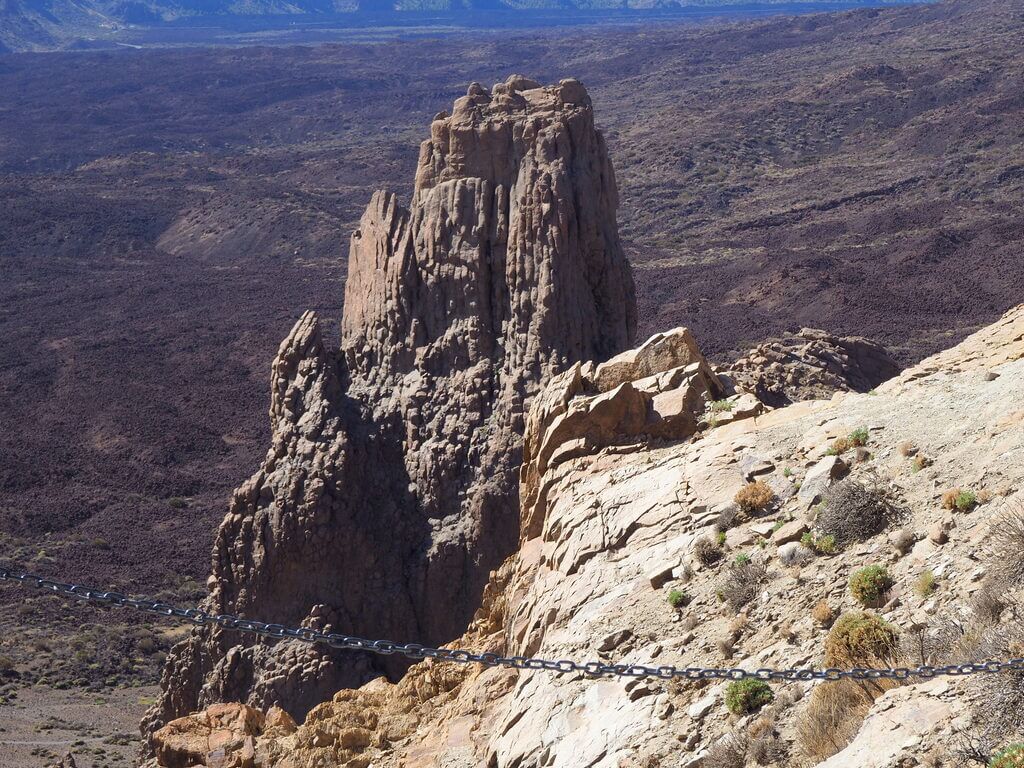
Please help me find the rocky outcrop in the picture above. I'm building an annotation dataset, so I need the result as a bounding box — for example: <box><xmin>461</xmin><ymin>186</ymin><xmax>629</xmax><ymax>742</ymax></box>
<box><xmin>726</xmin><ymin>328</ymin><xmax>900</xmax><ymax>406</ymax></box>
<box><xmin>152</xmin><ymin>303</ymin><xmax>1024</xmax><ymax>767</ymax></box>
<box><xmin>145</xmin><ymin>76</ymin><xmax>636</xmax><ymax>741</ymax></box>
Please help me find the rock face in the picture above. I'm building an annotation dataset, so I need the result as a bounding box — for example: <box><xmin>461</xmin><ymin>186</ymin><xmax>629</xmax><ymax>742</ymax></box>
<box><xmin>150</xmin><ymin>303</ymin><xmax>1024</xmax><ymax>767</ymax></box>
<box><xmin>727</xmin><ymin>328</ymin><xmax>900</xmax><ymax>406</ymax></box>
<box><xmin>145</xmin><ymin>76</ymin><xmax>636</xmax><ymax>739</ymax></box>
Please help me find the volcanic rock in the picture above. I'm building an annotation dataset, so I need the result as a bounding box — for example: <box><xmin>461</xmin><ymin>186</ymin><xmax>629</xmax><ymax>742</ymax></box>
<box><xmin>727</xmin><ymin>328</ymin><xmax>900</xmax><ymax>406</ymax></box>
<box><xmin>145</xmin><ymin>76</ymin><xmax>636</xmax><ymax>739</ymax></box>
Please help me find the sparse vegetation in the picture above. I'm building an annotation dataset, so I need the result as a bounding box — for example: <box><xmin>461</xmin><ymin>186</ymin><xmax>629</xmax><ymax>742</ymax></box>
<box><xmin>914</xmin><ymin>569</ymin><xmax>937</xmax><ymax>598</ymax></box>
<box><xmin>849</xmin><ymin>565</ymin><xmax>894</xmax><ymax>607</ymax></box>
<box><xmin>987</xmin><ymin>505</ymin><xmax>1024</xmax><ymax>585</ymax></box>
<box><xmin>811</xmin><ymin>600</ymin><xmax>836</xmax><ymax>627</ymax></box>
<box><xmin>710</xmin><ymin>399</ymin><xmax>734</xmax><ymax>413</ymax></box>
<box><xmin>816</xmin><ymin>478</ymin><xmax>896</xmax><ymax>546</ymax></box>
<box><xmin>718</xmin><ymin>558</ymin><xmax>769</xmax><ymax>612</ymax></box>
<box><xmin>695</xmin><ymin>536</ymin><xmax>724</xmax><ymax>566</ymax></box>
<box><xmin>911</xmin><ymin>454</ymin><xmax>932</xmax><ymax>473</ymax></box>
<box><xmin>943</xmin><ymin>488</ymin><xmax>977</xmax><ymax>511</ymax></box>
<box><xmin>824</xmin><ymin>612</ymin><xmax>899</xmax><ymax>667</ymax></box>
<box><xmin>668</xmin><ymin>588</ymin><xmax>687</xmax><ymax>609</ymax></box>
<box><xmin>725</xmin><ymin>679</ymin><xmax>774</xmax><ymax>715</ymax></box>
<box><xmin>734</xmin><ymin>481</ymin><xmax>776</xmax><ymax>516</ymax></box>
<box><xmin>796</xmin><ymin>679</ymin><xmax>872</xmax><ymax>762</ymax></box>
<box><xmin>825</xmin><ymin>427</ymin><xmax>869</xmax><ymax>456</ymax></box>
<box><xmin>801</xmin><ymin>532</ymin><xmax>838</xmax><ymax>555</ymax></box>
<box><xmin>734</xmin><ymin>553</ymin><xmax>752</xmax><ymax>567</ymax></box>
<box><xmin>990</xmin><ymin>744</ymin><xmax>1024</xmax><ymax>768</ymax></box>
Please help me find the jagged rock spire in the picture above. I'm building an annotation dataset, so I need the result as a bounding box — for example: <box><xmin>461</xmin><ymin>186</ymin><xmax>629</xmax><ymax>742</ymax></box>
<box><xmin>145</xmin><ymin>76</ymin><xmax>636</xmax><ymax>738</ymax></box>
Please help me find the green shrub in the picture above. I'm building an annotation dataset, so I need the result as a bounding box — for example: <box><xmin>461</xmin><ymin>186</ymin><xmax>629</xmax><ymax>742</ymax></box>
<box><xmin>716</xmin><ymin>531</ymin><xmax>727</xmax><ymax>546</ymax></box>
<box><xmin>824</xmin><ymin>612</ymin><xmax>899</xmax><ymax>666</ymax></box>
<box><xmin>734</xmin><ymin>553</ymin><xmax>752</xmax><ymax>567</ymax></box>
<box><xmin>849</xmin><ymin>427</ymin><xmax>869</xmax><ymax>447</ymax></box>
<box><xmin>913</xmin><ymin>570</ymin><xmax>936</xmax><ymax>598</ymax></box>
<box><xmin>725</xmin><ymin>679</ymin><xmax>774</xmax><ymax>715</ymax></box>
<box><xmin>850</xmin><ymin>565</ymin><xmax>894</xmax><ymax>607</ymax></box>
<box><xmin>801</xmin><ymin>532</ymin><xmax>838</xmax><ymax>555</ymax></box>
<box><xmin>711</xmin><ymin>399</ymin><xmax>734</xmax><ymax>413</ymax></box>
<box><xmin>955</xmin><ymin>489</ymin><xmax>977</xmax><ymax>511</ymax></box>
<box><xmin>668</xmin><ymin>588</ymin><xmax>687</xmax><ymax>609</ymax></box>
<box><xmin>991</xmin><ymin>744</ymin><xmax>1024</xmax><ymax>768</ymax></box>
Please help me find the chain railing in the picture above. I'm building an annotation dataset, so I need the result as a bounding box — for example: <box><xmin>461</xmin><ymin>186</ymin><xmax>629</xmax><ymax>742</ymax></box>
<box><xmin>3</xmin><ymin>566</ymin><xmax>1023</xmax><ymax>683</ymax></box>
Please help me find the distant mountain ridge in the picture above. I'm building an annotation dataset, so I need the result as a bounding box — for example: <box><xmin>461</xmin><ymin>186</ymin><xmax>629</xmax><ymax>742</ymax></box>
<box><xmin>0</xmin><ymin>0</ymin><xmax>918</xmax><ymax>52</ymax></box>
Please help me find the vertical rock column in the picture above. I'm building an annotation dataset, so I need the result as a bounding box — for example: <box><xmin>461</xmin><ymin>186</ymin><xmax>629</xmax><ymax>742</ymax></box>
<box><xmin>145</xmin><ymin>75</ymin><xmax>637</xmax><ymax>740</ymax></box>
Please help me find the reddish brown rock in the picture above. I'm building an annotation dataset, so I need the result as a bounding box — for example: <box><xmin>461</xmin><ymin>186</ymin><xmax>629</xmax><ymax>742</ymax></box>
<box><xmin>146</xmin><ymin>76</ymin><xmax>636</xmax><ymax>741</ymax></box>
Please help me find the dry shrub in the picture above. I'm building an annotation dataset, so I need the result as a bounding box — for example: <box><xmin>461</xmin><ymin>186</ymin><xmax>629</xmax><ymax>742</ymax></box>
<box><xmin>812</xmin><ymin>600</ymin><xmax>836</xmax><ymax>628</ymax></box>
<box><xmin>942</xmin><ymin>488</ymin><xmax>961</xmax><ymax>510</ymax></box>
<box><xmin>986</xmin><ymin>503</ymin><xmax>1024</xmax><ymax>585</ymax></box>
<box><xmin>718</xmin><ymin>559</ymin><xmax>769</xmax><ymax>612</ymax></box>
<box><xmin>735</xmin><ymin>481</ymin><xmax>776</xmax><ymax>516</ymax></box>
<box><xmin>694</xmin><ymin>536</ymin><xmax>723</xmax><ymax>566</ymax></box>
<box><xmin>824</xmin><ymin>612</ymin><xmax>899</xmax><ymax>667</ymax></box>
<box><xmin>816</xmin><ymin>478</ymin><xmax>897</xmax><ymax>546</ymax></box>
<box><xmin>897</xmin><ymin>441</ymin><xmax>918</xmax><ymax>457</ymax></box>
<box><xmin>703</xmin><ymin>734</ymin><xmax>749</xmax><ymax>768</ymax></box>
<box><xmin>796</xmin><ymin>679</ymin><xmax>873</xmax><ymax>762</ymax></box>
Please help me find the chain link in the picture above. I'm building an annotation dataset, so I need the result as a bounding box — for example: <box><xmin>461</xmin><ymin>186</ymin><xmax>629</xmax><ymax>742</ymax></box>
<box><xmin>3</xmin><ymin>566</ymin><xmax>1023</xmax><ymax>683</ymax></box>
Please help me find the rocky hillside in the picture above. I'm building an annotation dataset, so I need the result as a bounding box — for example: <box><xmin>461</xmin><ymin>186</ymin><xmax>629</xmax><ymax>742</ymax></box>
<box><xmin>150</xmin><ymin>300</ymin><xmax>1024</xmax><ymax>768</ymax></box>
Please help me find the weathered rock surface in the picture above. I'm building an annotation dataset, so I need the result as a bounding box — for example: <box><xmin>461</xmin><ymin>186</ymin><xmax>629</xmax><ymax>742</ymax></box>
<box><xmin>145</xmin><ymin>76</ymin><xmax>636</xmax><ymax>741</ymax></box>
<box><xmin>727</xmin><ymin>328</ymin><xmax>900</xmax><ymax>406</ymax></box>
<box><xmin>152</xmin><ymin>302</ymin><xmax>1024</xmax><ymax>767</ymax></box>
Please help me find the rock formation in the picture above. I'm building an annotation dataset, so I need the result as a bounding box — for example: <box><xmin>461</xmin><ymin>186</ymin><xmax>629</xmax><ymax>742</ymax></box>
<box><xmin>151</xmin><ymin>303</ymin><xmax>1024</xmax><ymax>767</ymax></box>
<box><xmin>145</xmin><ymin>76</ymin><xmax>636</xmax><ymax>740</ymax></box>
<box><xmin>726</xmin><ymin>328</ymin><xmax>900</xmax><ymax>406</ymax></box>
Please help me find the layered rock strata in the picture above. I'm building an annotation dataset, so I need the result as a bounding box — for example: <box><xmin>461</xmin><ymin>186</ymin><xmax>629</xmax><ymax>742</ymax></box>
<box><xmin>145</xmin><ymin>76</ymin><xmax>636</xmax><ymax>739</ymax></box>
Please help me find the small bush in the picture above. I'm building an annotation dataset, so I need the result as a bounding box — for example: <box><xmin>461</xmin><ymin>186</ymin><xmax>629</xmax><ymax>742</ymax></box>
<box><xmin>801</xmin><ymin>532</ymin><xmax>838</xmax><ymax>555</ymax></box>
<box><xmin>914</xmin><ymin>570</ymin><xmax>937</xmax><ymax>598</ymax></box>
<box><xmin>955</xmin><ymin>489</ymin><xmax>978</xmax><ymax>511</ymax></box>
<box><xmin>735</xmin><ymin>481</ymin><xmax>776</xmax><ymax>516</ymax></box>
<box><xmin>824</xmin><ymin>612</ymin><xmax>899</xmax><ymax>667</ymax></box>
<box><xmin>695</xmin><ymin>536</ymin><xmax>724</xmax><ymax>566</ymax></box>
<box><xmin>849</xmin><ymin>427</ymin><xmax>869</xmax><ymax>447</ymax></box>
<box><xmin>812</xmin><ymin>600</ymin><xmax>836</xmax><ymax>627</ymax></box>
<box><xmin>668</xmin><ymin>589</ymin><xmax>687</xmax><ymax>609</ymax></box>
<box><xmin>850</xmin><ymin>565</ymin><xmax>894</xmax><ymax>607</ymax></box>
<box><xmin>716</xmin><ymin>531</ymin><xmax>727</xmax><ymax>546</ymax></box>
<box><xmin>987</xmin><ymin>506</ymin><xmax>1024</xmax><ymax>585</ymax></box>
<box><xmin>704</xmin><ymin>734</ymin><xmax>749</xmax><ymax>768</ymax></box>
<box><xmin>991</xmin><ymin>744</ymin><xmax>1024</xmax><ymax>768</ymax></box>
<box><xmin>719</xmin><ymin>559</ymin><xmax>769</xmax><ymax>612</ymax></box>
<box><xmin>911</xmin><ymin>455</ymin><xmax>932</xmax><ymax>473</ymax></box>
<box><xmin>725</xmin><ymin>679</ymin><xmax>774</xmax><ymax>715</ymax></box>
<box><xmin>734</xmin><ymin>553</ymin><xmax>752</xmax><ymax>567</ymax></box>
<box><xmin>796</xmin><ymin>679</ymin><xmax>872</xmax><ymax>762</ymax></box>
<box><xmin>715</xmin><ymin>506</ymin><xmax>739</xmax><ymax>532</ymax></box>
<box><xmin>783</xmin><ymin>467</ymin><xmax>793</xmax><ymax>477</ymax></box>
<box><xmin>826</xmin><ymin>437</ymin><xmax>853</xmax><ymax>456</ymax></box>
<box><xmin>167</xmin><ymin>497</ymin><xmax>188</xmax><ymax>509</ymax></box>
<box><xmin>816</xmin><ymin>479</ymin><xmax>895</xmax><ymax>546</ymax></box>
<box><xmin>711</xmin><ymin>399</ymin><xmax>735</xmax><ymax>413</ymax></box>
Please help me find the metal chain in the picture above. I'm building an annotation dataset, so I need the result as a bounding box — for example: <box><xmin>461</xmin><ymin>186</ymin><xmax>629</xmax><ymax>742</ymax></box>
<box><xmin>3</xmin><ymin>566</ymin><xmax>1023</xmax><ymax>683</ymax></box>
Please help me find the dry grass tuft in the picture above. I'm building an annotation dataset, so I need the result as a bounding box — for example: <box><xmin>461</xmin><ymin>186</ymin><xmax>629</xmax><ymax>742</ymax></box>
<box><xmin>734</xmin><ymin>481</ymin><xmax>776</xmax><ymax>516</ymax></box>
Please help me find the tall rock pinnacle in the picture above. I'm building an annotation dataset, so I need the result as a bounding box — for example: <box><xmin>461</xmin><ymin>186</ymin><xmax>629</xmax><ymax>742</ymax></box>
<box><xmin>145</xmin><ymin>76</ymin><xmax>636</xmax><ymax>738</ymax></box>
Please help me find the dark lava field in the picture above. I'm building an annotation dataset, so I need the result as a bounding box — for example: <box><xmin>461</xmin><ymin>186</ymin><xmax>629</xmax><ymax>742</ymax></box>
<box><xmin>1</xmin><ymin>0</ymin><xmax>1022</xmax><ymax>602</ymax></box>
